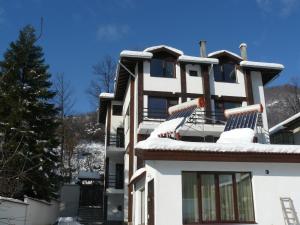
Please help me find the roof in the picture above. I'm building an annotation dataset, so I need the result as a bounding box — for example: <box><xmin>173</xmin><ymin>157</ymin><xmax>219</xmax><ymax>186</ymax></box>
<box><xmin>135</xmin><ymin>137</ymin><xmax>300</xmax><ymax>154</ymax></box>
<box><xmin>178</xmin><ymin>55</ymin><xmax>219</xmax><ymax>64</ymax></box>
<box><xmin>144</xmin><ymin>45</ymin><xmax>184</xmax><ymax>55</ymax></box>
<box><xmin>240</xmin><ymin>61</ymin><xmax>284</xmax><ymax>70</ymax></box>
<box><xmin>208</xmin><ymin>50</ymin><xmax>243</xmax><ymax>60</ymax></box>
<box><xmin>269</xmin><ymin>112</ymin><xmax>300</xmax><ymax>135</ymax></box>
<box><xmin>99</xmin><ymin>92</ymin><xmax>114</xmax><ymax>99</ymax></box>
<box><xmin>120</xmin><ymin>50</ymin><xmax>153</xmax><ymax>59</ymax></box>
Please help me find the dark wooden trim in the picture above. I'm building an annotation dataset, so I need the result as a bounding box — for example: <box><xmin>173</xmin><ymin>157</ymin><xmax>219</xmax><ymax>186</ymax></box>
<box><xmin>147</xmin><ymin>179</ymin><xmax>155</xmax><ymax>225</ymax></box>
<box><xmin>143</xmin><ymin>90</ymin><xmax>182</xmax><ymax>98</ymax></box>
<box><xmin>201</xmin><ymin>65</ymin><xmax>212</xmax><ymax>119</ymax></box>
<box><xmin>136</xmin><ymin>149</ymin><xmax>300</xmax><ymax>163</ymax></box>
<box><xmin>245</xmin><ymin>70</ymin><xmax>254</xmax><ymax>105</ymax></box>
<box><xmin>180</xmin><ymin>63</ymin><xmax>187</xmax><ymax>102</ymax></box>
<box><xmin>106</xmin><ymin>102</ymin><xmax>112</xmax><ymax>146</ymax></box>
<box><xmin>215</xmin><ymin>174</ymin><xmax>221</xmax><ymax>221</ymax></box>
<box><xmin>232</xmin><ymin>174</ymin><xmax>239</xmax><ymax>221</ymax></box>
<box><xmin>211</xmin><ymin>95</ymin><xmax>246</xmax><ymax>102</ymax></box>
<box><xmin>197</xmin><ymin>173</ymin><xmax>203</xmax><ymax>223</ymax></box>
<box><xmin>129</xmin><ymin>171</ymin><xmax>146</xmax><ymax>186</ymax></box>
<box><xmin>138</xmin><ymin>61</ymin><xmax>144</xmax><ymax>125</ymax></box>
<box><xmin>128</xmin><ymin>76</ymin><xmax>135</xmax><ymax>223</ymax></box>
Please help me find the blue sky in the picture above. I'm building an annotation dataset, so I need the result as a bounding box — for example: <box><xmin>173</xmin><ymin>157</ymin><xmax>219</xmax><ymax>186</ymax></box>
<box><xmin>0</xmin><ymin>0</ymin><xmax>299</xmax><ymax>114</ymax></box>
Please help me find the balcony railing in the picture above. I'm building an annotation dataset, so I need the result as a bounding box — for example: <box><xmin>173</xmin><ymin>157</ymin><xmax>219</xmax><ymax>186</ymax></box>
<box><xmin>108</xmin><ymin>134</ymin><xmax>124</xmax><ymax>148</ymax></box>
<box><xmin>142</xmin><ymin>107</ymin><xmax>227</xmax><ymax>125</ymax></box>
<box><xmin>105</xmin><ymin>174</ymin><xmax>124</xmax><ymax>189</ymax></box>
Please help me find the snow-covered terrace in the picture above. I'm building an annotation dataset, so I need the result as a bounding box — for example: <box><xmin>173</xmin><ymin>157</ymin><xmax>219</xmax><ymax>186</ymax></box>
<box><xmin>269</xmin><ymin>112</ymin><xmax>300</xmax><ymax>135</ymax></box>
<box><xmin>135</xmin><ymin>137</ymin><xmax>300</xmax><ymax>154</ymax></box>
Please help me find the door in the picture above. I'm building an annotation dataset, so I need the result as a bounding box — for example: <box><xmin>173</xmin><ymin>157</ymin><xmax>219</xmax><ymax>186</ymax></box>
<box><xmin>115</xmin><ymin>164</ymin><xmax>124</xmax><ymax>189</ymax></box>
<box><xmin>147</xmin><ymin>179</ymin><xmax>155</xmax><ymax>225</ymax></box>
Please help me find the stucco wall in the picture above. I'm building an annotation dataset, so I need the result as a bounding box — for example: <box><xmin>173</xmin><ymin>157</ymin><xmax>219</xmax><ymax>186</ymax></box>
<box><xmin>59</xmin><ymin>184</ymin><xmax>80</xmax><ymax>217</ymax></box>
<box><xmin>107</xmin><ymin>194</ymin><xmax>124</xmax><ymax>221</ymax></box>
<box><xmin>185</xmin><ymin>64</ymin><xmax>203</xmax><ymax>94</ymax></box>
<box><xmin>143</xmin><ymin>61</ymin><xmax>181</xmax><ymax>93</ymax></box>
<box><xmin>0</xmin><ymin>198</ymin><xmax>28</xmax><ymax>225</ymax></box>
<box><xmin>210</xmin><ymin>67</ymin><xmax>246</xmax><ymax>97</ymax></box>
<box><xmin>142</xmin><ymin>160</ymin><xmax>300</xmax><ymax>225</ymax></box>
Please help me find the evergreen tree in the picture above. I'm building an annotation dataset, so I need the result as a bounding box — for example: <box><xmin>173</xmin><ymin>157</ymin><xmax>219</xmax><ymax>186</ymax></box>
<box><xmin>0</xmin><ymin>25</ymin><xmax>60</xmax><ymax>200</ymax></box>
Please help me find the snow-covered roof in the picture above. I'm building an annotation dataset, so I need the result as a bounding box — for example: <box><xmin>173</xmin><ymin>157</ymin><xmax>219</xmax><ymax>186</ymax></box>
<box><xmin>240</xmin><ymin>61</ymin><xmax>284</xmax><ymax>70</ymax></box>
<box><xmin>208</xmin><ymin>50</ymin><xmax>243</xmax><ymax>60</ymax></box>
<box><xmin>120</xmin><ymin>50</ymin><xmax>153</xmax><ymax>59</ymax></box>
<box><xmin>0</xmin><ymin>196</ymin><xmax>29</xmax><ymax>205</ymax></box>
<box><xmin>135</xmin><ymin>137</ymin><xmax>300</xmax><ymax>154</ymax></box>
<box><xmin>130</xmin><ymin>167</ymin><xmax>146</xmax><ymax>183</ymax></box>
<box><xmin>78</xmin><ymin>171</ymin><xmax>101</xmax><ymax>180</ymax></box>
<box><xmin>144</xmin><ymin>45</ymin><xmax>184</xmax><ymax>55</ymax></box>
<box><xmin>99</xmin><ymin>92</ymin><xmax>114</xmax><ymax>99</ymax></box>
<box><xmin>178</xmin><ymin>55</ymin><xmax>219</xmax><ymax>64</ymax></box>
<box><xmin>217</xmin><ymin>128</ymin><xmax>255</xmax><ymax>144</ymax></box>
<box><xmin>269</xmin><ymin>112</ymin><xmax>300</xmax><ymax>135</ymax></box>
<box><xmin>150</xmin><ymin>117</ymin><xmax>185</xmax><ymax>138</ymax></box>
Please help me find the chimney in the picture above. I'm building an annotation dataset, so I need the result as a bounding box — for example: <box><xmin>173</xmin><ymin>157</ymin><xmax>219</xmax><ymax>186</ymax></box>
<box><xmin>239</xmin><ymin>43</ymin><xmax>247</xmax><ymax>60</ymax></box>
<box><xmin>199</xmin><ymin>40</ymin><xmax>207</xmax><ymax>57</ymax></box>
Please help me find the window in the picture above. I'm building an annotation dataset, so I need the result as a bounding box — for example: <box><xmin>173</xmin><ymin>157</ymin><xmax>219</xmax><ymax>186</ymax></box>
<box><xmin>189</xmin><ymin>70</ymin><xmax>199</xmax><ymax>77</ymax></box>
<box><xmin>214</xmin><ymin>63</ymin><xmax>236</xmax><ymax>83</ymax></box>
<box><xmin>182</xmin><ymin>172</ymin><xmax>255</xmax><ymax>224</ymax></box>
<box><xmin>150</xmin><ymin>58</ymin><xmax>175</xmax><ymax>78</ymax></box>
<box><xmin>271</xmin><ymin>131</ymin><xmax>294</xmax><ymax>144</ymax></box>
<box><xmin>115</xmin><ymin>164</ymin><xmax>124</xmax><ymax>189</ymax></box>
<box><xmin>116</xmin><ymin>128</ymin><xmax>124</xmax><ymax>147</ymax></box>
<box><xmin>112</xmin><ymin>105</ymin><xmax>122</xmax><ymax>116</ymax></box>
<box><xmin>140</xmin><ymin>188</ymin><xmax>145</xmax><ymax>225</ymax></box>
<box><xmin>214</xmin><ymin>101</ymin><xmax>242</xmax><ymax>122</ymax></box>
<box><xmin>147</xmin><ymin>96</ymin><xmax>178</xmax><ymax>119</ymax></box>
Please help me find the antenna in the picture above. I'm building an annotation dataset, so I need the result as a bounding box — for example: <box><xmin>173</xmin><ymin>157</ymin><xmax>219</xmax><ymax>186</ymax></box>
<box><xmin>36</xmin><ymin>17</ymin><xmax>44</xmax><ymax>41</ymax></box>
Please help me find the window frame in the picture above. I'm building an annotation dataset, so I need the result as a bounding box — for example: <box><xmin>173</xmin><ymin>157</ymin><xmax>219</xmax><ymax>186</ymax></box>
<box><xmin>112</xmin><ymin>104</ymin><xmax>123</xmax><ymax>116</ymax></box>
<box><xmin>147</xmin><ymin>96</ymin><xmax>178</xmax><ymax>119</ymax></box>
<box><xmin>189</xmin><ymin>70</ymin><xmax>199</xmax><ymax>77</ymax></box>
<box><xmin>213</xmin><ymin>63</ymin><xmax>237</xmax><ymax>83</ymax></box>
<box><xmin>150</xmin><ymin>57</ymin><xmax>176</xmax><ymax>78</ymax></box>
<box><xmin>182</xmin><ymin>171</ymin><xmax>256</xmax><ymax>224</ymax></box>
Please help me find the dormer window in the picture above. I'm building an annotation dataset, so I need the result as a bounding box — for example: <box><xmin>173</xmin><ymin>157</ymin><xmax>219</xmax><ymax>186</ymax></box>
<box><xmin>214</xmin><ymin>63</ymin><xmax>236</xmax><ymax>83</ymax></box>
<box><xmin>150</xmin><ymin>58</ymin><xmax>175</xmax><ymax>78</ymax></box>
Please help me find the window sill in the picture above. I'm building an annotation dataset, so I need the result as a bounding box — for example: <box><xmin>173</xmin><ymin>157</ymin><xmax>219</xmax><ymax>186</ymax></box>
<box><xmin>150</xmin><ymin>75</ymin><xmax>176</xmax><ymax>79</ymax></box>
<box><xmin>214</xmin><ymin>80</ymin><xmax>239</xmax><ymax>84</ymax></box>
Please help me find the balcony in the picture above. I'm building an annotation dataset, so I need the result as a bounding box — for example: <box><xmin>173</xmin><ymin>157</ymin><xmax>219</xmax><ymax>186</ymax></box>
<box><xmin>105</xmin><ymin>174</ymin><xmax>124</xmax><ymax>194</ymax></box>
<box><xmin>107</xmin><ymin>134</ymin><xmax>124</xmax><ymax>148</ymax></box>
<box><xmin>142</xmin><ymin>107</ymin><xmax>226</xmax><ymax>124</ymax></box>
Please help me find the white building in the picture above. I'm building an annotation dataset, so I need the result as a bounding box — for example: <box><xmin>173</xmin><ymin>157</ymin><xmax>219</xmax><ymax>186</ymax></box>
<box><xmin>98</xmin><ymin>41</ymin><xmax>298</xmax><ymax>225</ymax></box>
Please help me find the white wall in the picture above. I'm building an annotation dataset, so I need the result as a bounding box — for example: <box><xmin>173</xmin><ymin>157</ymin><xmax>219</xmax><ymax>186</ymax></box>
<box><xmin>0</xmin><ymin>197</ymin><xmax>60</xmax><ymax>225</ymax></box>
<box><xmin>0</xmin><ymin>198</ymin><xmax>28</xmax><ymax>225</ymax></box>
<box><xmin>25</xmin><ymin>197</ymin><xmax>59</xmax><ymax>225</ymax></box>
<box><xmin>123</xmin><ymin>80</ymin><xmax>131</xmax><ymax>149</ymax></box>
<box><xmin>59</xmin><ymin>184</ymin><xmax>80</xmax><ymax>217</ymax></box>
<box><xmin>143</xmin><ymin>61</ymin><xmax>181</xmax><ymax>93</ymax></box>
<box><xmin>107</xmin><ymin>194</ymin><xmax>124</xmax><ymax>221</ymax></box>
<box><xmin>210</xmin><ymin>67</ymin><xmax>246</xmax><ymax>97</ymax></box>
<box><xmin>251</xmin><ymin>71</ymin><xmax>269</xmax><ymax>143</ymax></box>
<box><xmin>123</xmin><ymin>153</ymin><xmax>129</xmax><ymax>223</ymax></box>
<box><xmin>110</xmin><ymin>101</ymin><xmax>123</xmax><ymax>135</ymax></box>
<box><xmin>142</xmin><ymin>160</ymin><xmax>300</xmax><ymax>225</ymax></box>
<box><xmin>185</xmin><ymin>64</ymin><xmax>203</xmax><ymax>94</ymax></box>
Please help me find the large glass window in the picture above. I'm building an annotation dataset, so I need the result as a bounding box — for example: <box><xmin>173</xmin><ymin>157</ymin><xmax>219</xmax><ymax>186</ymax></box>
<box><xmin>147</xmin><ymin>97</ymin><xmax>178</xmax><ymax>119</ymax></box>
<box><xmin>182</xmin><ymin>172</ymin><xmax>255</xmax><ymax>224</ymax></box>
<box><xmin>150</xmin><ymin>58</ymin><xmax>175</xmax><ymax>78</ymax></box>
<box><xmin>182</xmin><ymin>172</ymin><xmax>199</xmax><ymax>224</ymax></box>
<box><xmin>214</xmin><ymin>63</ymin><xmax>236</xmax><ymax>83</ymax></box>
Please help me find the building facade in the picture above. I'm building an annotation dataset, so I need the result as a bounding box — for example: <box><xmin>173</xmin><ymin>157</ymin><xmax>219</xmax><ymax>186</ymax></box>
<box><xmin>99</xmin><ymin>41</ymin><xmax>285</xmax><ymax>225</ymax></box>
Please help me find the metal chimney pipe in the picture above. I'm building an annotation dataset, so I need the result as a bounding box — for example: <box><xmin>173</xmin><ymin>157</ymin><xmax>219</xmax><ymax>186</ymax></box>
<box><xmin>239</xmin><ymin>43</ymin><xmax>247</xmax><ymax>60</ymax></box>
<box><xmin>199</xmin><ymin>40</ymin><xmax>207</xmax><ymax>57</ymax></box>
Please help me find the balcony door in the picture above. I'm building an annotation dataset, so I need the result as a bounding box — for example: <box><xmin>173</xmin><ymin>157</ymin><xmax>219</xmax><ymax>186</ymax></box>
<box><xmin>148</xmin><ymin>96</ymin><xmax>178</xmax><ymax>119</ymax></box>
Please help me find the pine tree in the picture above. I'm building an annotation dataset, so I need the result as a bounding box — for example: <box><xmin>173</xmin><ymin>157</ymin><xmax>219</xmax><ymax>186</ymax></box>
<box><xmin>0</xmin><ymin>25</ymin><xmax>60</xmax><ymax>200</ymax></box>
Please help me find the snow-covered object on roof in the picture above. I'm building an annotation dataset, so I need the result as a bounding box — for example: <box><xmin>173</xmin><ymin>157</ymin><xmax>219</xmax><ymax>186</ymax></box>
<box><xmin>150</xmin><ymin>117</ymin><xmax>185</xmax><ymax>138</ymax></box>
<box><xmin>99</xmin><ymin>92</ymin><xmax>114</xmax><ymax>99</ymax></box>
<box><xmin>57</xmin><ymin>217</ymin><xmax>82</xmax><ymax>225</ymax></box>
<box><xmin>135</xmin><ymin>137</ymin><xmax>300</xmax><ymax>154</ymax></box>
<box><xmin>144</xmin><ymin>45</ymin><xmax>184</xmax><ymax>55</ymax></box>
<box><xmin>168</xmin><ymin>98</ymin><xmax>205</xmax><ymax>115</ymax></box>
<box><xmin>178</xmin><ymin>55</ymin><xmax>219</xmax><ymax>64</ymax></box>
<box><xmin>208</xmin><ymin>50</ymin><xmax>242</xmax><ymax>60</ymax></box>
<box><xmin>78</xmin><ymin>171</ymin><xmax>101</xmax><ymax>180</ymax></box>
<box><xmin>130</xmin><ymin>167</ymin><xmax>146</xmax><ymax>183</ymax></box>
<box><xmin>240</xmin><ymin>61</ymin><xmax>284</xmax><ymax>70</ymax></box>
<box><xmin>269</xmin><ymin>112</ymin><xmax>300</xmax><ymax>135</ymax></box>
<box><xmin>224</xmin><ymin>104</ymin><xmax>263</xmax><ymax>118</ymax></box>
<box><xmin>217</xmin><ymin>128</ymin><xmax>255</xmax><ymax>144</ymax></box>
<box><xmin>120</xmin><ymin>50</ymin><xmax>153</xmax><ymax>59</ymax></box>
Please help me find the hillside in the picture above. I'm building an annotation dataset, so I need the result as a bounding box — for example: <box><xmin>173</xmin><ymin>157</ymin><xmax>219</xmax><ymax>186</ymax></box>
<box><xmin>265</xmin><ymin>84</ymin><xmax>300</xmax><ymax>128</ymax></box>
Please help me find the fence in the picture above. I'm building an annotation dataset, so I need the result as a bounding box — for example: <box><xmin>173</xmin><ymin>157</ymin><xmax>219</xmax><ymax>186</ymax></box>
<box><xmin>0</xmin><ymin>196</ymin><xmax>59</xmax><ymax>225</ymax></box>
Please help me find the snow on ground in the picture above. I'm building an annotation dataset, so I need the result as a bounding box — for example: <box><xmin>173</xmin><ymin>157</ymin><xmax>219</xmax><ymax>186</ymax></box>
<box><xmin>135</xmin><ymin>137</ymin><xmax>300</xmax><ymax>154</ymax></box>
<box><xmin>56</xmin><ymin>217</ymin><xmax>82</xmax><ymax>225</ymax></box>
